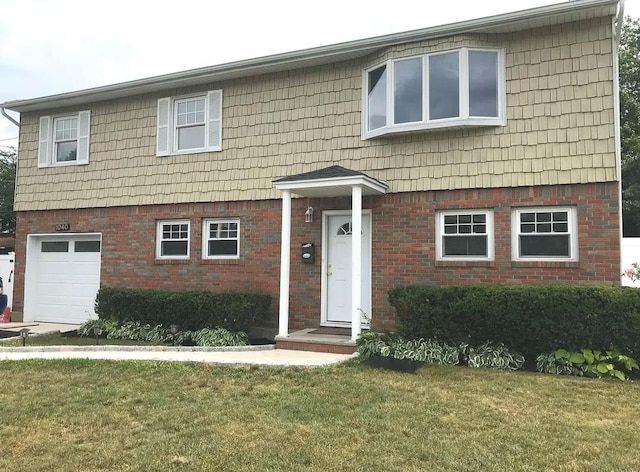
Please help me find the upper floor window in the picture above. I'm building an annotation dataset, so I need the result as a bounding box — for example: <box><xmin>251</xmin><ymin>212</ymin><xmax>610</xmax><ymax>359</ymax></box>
<box><xmin>37</xmin><ymin>111</ymin><xmax>91</xmax><ymax>168</ymax></box>
<box><xmin>363</xmin><ymin>48</ymin><xmax>505</xmax><ymax>139</ymax></box>
<box><xmin>511</xmin><ymin>207</ymin><xmax>578</xmax><ymax>261</ymax></box>
<box><xmin>436</xmin><ymin>210</ymin><xmax>494</xmax><ymax>261</ymax></box>
<box><xmin>156</xmin><ymin>90</ymin><xmax>222</xmax><ymax>157</ymax></box>
<box><xmin>156</xmin><ymin>220</ymin><xmax>190</xmax><ymax>259</ymax></box>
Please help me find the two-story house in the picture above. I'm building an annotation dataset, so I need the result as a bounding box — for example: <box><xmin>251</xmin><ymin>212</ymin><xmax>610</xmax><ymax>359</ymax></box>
<box><xmin>0</xmin><ymin>0</ymin><xmax>624</xmax><ymax>347</ymax></box>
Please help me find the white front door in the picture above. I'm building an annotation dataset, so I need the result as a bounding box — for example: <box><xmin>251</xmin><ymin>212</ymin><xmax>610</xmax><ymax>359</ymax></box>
<box><xmin>324</xmin><ymin>212</ymin><xmax>371</xmax><ymax>324</ymax></box>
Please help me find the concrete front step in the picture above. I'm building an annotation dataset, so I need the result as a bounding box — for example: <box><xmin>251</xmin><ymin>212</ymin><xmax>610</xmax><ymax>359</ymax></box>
<box><xmin>275</xmin><ymin>328</ymin><xmax>357</xmax><ymax>354</ymax></box>
<box><xmin>276</xmin><ymin>339</ymin><xmax>356</xmax><ymax>354</ymax></box>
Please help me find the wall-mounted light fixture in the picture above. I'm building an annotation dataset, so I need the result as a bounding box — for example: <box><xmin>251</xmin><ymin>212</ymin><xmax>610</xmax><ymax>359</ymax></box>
<box><xmin>305</xmin><ymin>206</ymin><xmax>314</xmax><ymax>223</ymax></box>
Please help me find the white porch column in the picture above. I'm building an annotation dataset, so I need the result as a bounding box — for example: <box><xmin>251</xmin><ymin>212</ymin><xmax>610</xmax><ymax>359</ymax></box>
<box><xmin>278</xmin><ymin>190</ymin><xmax>292</xmax><ymax>337</ymax></box>
<box><xmin>351</xmin><ymin>185</ymin><xmax>363</xmax><ymax>341</ymax></box>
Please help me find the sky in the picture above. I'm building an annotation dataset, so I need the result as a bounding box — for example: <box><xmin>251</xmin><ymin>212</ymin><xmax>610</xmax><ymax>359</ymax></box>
<box><xmin>0</xmin><ymin>0</ymin><xmax>638</xmax><ymax>150</ymax></box>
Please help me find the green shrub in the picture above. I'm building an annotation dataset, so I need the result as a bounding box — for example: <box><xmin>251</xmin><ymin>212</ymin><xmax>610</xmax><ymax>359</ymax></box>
<box><xmin>537</xmin><ymin>348</ymin><xmax>639</xmax><ymax>380</ymax></box>
<box><xmin>77</xmin><ymin>319</ymin><xmax>117</xmax><ymax>337</ymax></box>
<box><xmin>389</xmin><ymin>285</ymin><xmax>640</xmax><ymax>359</ymax></box>
<box><xmin>462</xmin><ymin>342</ymin><xmax>525</xmax><ymax>371</ymax></box>
<box><xmin>95</xmin><ymin>288</ymin><xmax>271</xmax><ymax>332</ymax></box>
<box><xmin>106</xmin><ymin>321</ymin><xmax>168</xmax><ymax>343</ymax></box>
<box><xmin>189</xmin><ymin>328</ymin><xmax>248</xmax><ymax>347</ymax></box>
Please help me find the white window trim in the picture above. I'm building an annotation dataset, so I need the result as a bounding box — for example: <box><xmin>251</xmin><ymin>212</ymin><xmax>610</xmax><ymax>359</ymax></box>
<box><xmin>511</xmin><ymin>207</ymin><xmax>578</xmax><ymax>262</ymax></box>
<box><xmin>156</xmin><ymin>220</ymin><xmax>191</xmax><ymax>260</ymax></box>
<box><xmin>202</xmin><ymin>218</ymin><xmax>240</xmax><ymax>260</ymax></box>
<box><xmin>436</xmin><ymin>209</ymin><xmax>494</xmax><ymax>261</ymax></box>
<box><xmin>362</xmin><ymin>47</ymin><xmax>506</xmax><ymax>140</ymax></box>
<box><xmin>156</xmin><ymin>90</ymin><xmax>222</xmax><ymax>157</ymax></box>
<box><xmin>38</xmin><ymin>111</ymin><xmax>91</xmax><ymax>168</ymax></box>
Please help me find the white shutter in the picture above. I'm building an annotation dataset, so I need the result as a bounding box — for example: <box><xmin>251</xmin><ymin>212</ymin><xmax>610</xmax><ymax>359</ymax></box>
<box><xmin>156</xmin><ymin>97</ymin><xmax>171</xmax><ymax>156</ymax></box>
<box><xmin>38</xmin><ymin>116</ymin><xmax>50</xmax><ymax>168</ymax></box>
<box><xmin>207</xmin><ymin>90</ymin><xmax>222</xmax><ymax>151</ymax></box>
<box><xmin>76</xmin><ymin>110</ymin><xmax>91</xmax><ymax>165</ymax></box>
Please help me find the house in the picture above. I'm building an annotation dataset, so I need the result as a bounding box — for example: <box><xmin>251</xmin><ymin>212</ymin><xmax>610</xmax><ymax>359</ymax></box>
<box><xmin>0</xmin><ymin>0</ymin><xmax>624</xmax><ymax>350</ymax></box>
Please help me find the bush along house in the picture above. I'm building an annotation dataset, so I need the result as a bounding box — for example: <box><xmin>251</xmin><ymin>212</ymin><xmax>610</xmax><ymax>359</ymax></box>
<box><xmin>0</xmin><ymin>0</ymin><xmax>624</xmax><ymax>352</ymax></box>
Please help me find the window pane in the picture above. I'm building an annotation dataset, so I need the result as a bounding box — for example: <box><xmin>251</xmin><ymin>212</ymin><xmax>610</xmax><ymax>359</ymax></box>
<box><xmin>520</xmin><ymin>235</ymin><xmax>569</xmax><ymax>257</ymax></box>
<box><xmin>537</xmin><ymin>223</ymin><xmax>552</xmax><ymax>233</ymax></box>
<box><xmin>521</xmin><ymin>213</ymin><xmax>535</xmax><ymax>223</ymax></box>
<box><xmin>469</xmin><ymin>51</ymin><xmax>499</xmax><ymax>117</ymax></box>
<box><xmin>161</xmin><ymin>241</ymin><xmax>188</xmax><ymax>256</ymax></box>
<box><xmin>444</xmin><ymin>215</ymin><xmax>457</xmax><ymax>225</ymax></box>
<box><xmin>394</xmin><ymin>58</ymin><xmax>423</xmax><ymax>124</ymax></box>
<box><xmin>41</xmin><ymin>241</ymin><xmax>69</xmax><ymax>253</ymax></box>
<box><xmin>368</xmin><ymin>66</ymin><xmax>387</xmax><ymax>131</ymax></box>
<box><xmin>429</xmin><ymin>52</ymin><xmax>459</xmax><ymax>119</ymax></box>
<box><xmin>177</xmin><ymin>125</ymin><xmax>205</xmax><ymax>150</ymax></box>
<box><xmin>56</xmin><ymin>141</ymin><xmax>77</xmax><ymax>162</ymax></box>
<box><xmin>75</xmin><ymin>241</ymin><xmax>101</xmax><ymax>252</ymax></box>
<box><xmin>208</xmin><ymin>240</ymin><xmax>238</xmax><ymax>256</ymax></box>
<box><xmin>443</xmin><ymin>235</ymin><xmax>487</xmax><ymax>256</ymax></box>
<box><xmin>553</xmin><ymin>212</ymin><xmax>568</xmax><ymax>222</ymax></box>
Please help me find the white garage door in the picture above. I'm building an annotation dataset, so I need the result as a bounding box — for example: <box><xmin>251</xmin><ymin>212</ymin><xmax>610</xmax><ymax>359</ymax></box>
<box><xmin>26</xmin><ymin>235</ymin><xmax>101</xmax><ymax>324</ymax></box>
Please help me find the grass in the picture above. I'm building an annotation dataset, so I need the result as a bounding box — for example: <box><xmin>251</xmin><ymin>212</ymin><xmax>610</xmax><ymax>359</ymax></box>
<box><xmin>0</xmin><ymin>361</ymin><xmax>639</xmax><ymax>471</ymax></box>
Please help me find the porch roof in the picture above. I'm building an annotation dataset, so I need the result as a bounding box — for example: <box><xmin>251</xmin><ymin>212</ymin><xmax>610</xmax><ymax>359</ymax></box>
<box><xmin>273</xmin><ymin>165</ymin><xmax>388</xmax><ymax>198</ymax></box>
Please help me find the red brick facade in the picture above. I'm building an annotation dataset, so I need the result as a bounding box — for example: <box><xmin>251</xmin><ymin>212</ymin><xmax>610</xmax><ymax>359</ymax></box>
<box><xmin>15</xmin><ymin>182</ymin><xmax>620</xmax><ymax>331</ymax></box>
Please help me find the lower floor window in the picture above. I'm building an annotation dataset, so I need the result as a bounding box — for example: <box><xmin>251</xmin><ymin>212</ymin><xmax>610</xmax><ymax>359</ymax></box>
<box><xmin>436</xmin><ymin>210</ymin><xmax>494</xmax><ymax>260</ymax></box>
<box><xmin>157</xmin><ymin>220</ymin><xmax>190</xmax><ymax>259</ymax></box>
<box><xmin>512</xmin><ymin>207</ymin><xmax>577</xmax><ymax>260</ymax></box>
<box><xmin>203</xmin><ymin>219</ymin><xmax>239</xmax><ymax>259</ymax></box>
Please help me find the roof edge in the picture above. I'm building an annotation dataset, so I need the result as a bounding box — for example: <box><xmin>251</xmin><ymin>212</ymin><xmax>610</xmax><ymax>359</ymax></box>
<box><xmin>1</xmin><ymin>0</ymin><xmax>619</xmax><ymax>113</ymax></box>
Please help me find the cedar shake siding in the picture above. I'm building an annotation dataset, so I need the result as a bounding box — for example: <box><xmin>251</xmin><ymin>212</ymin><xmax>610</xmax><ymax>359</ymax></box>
<box><xmin>14</xmin><ymin>17</ymin><xmax>616</xmax><ymax>211</ymax></box>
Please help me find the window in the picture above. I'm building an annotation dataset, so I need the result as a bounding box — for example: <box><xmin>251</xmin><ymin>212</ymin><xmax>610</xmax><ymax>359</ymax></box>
<box><xmin>41</xmin><ymin>241</ymin><xmax>69</xmax><ymax>253</ymax></box>
<box><xmin>363</xmin><ymin>48</ymin><xmax>505</xmax><ymax>139</ymax></box>
<box><xmin>511</xmin><ymin>207</ymin><xmax>578</xmax><ymax>261</ymax></box>
<box><xmin>38</xmin><ymin>111</ymin><xmax>91</xmax><ymax>168</ymax></box>
<box><xmin>156</xmin><ymin>220</ymin><xmax>190</xmax><ymax>259</ymax></box>
<box><xmin>74</xmin><ymin>241</ymin><xmax>101</xmax><ymax>253</ymax></box>
<box><xmin>156</xmin><ymin>90</ymin><xmax>222</xmax><ymax>156</ymax></box>
<box><xmin>202</xmin><ymin>219</ymin><xmax>239</xmax><ymax>259</ymax></box>
<box><xmin>436</xmin><ymin>210</ymin><xmax>494</xmax><ymax>260</ymax></box>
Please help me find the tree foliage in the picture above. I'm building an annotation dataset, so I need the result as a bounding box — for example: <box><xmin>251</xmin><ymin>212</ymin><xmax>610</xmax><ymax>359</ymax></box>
<box><xmin>0</xmin><ymin>148</ymin><xmax>16</xmax><ymax>235</ymax></box>
<box><xmin>621</xmin><ymin>17</ymin><xmax>640</xmax><ymax>236</ymax></box>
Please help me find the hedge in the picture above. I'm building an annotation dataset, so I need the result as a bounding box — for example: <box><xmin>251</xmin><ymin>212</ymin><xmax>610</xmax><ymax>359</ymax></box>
<box><xmin>95</xmin><ymin>288</ymin><xmax>271</xmax><ymax>333</ymax></box>
<box><xmin>389</xmin><ymin>285</ymin><xmax>640</xmax><ymax>359</ymax></box>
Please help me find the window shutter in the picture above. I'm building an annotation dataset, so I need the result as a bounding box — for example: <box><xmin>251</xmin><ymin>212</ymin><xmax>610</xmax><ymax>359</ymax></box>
<box><xmin>76</xmin><ymin>110</ymin><xmax>91</xmax><ymax>165</ymax></box>
<box><xmin>156</xmin><ymin>97</ymin><xmax>171</xmax><ymax>156</ymax></box>
<box><xmin>207</xmin><ymin>90</ymin><xmax>222</xmax><ymax>151</ymax></box>
<box><xmin>38</xmin><ymin>116</ymin><xmax>50</xmax><ymax>168</ymax></box>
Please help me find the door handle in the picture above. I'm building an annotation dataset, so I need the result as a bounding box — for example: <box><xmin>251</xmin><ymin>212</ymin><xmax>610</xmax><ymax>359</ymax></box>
<box><xmin>327</xmin><ymin>264</ymin><xmax>332</xmax><ymax>276</ymax></box>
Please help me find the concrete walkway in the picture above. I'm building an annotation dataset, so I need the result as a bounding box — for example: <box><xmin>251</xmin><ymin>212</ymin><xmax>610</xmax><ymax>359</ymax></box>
<box><xmin>0</xmin><ymin>323</ymin><xmax>355</xmax><ymax>367</ymax></box>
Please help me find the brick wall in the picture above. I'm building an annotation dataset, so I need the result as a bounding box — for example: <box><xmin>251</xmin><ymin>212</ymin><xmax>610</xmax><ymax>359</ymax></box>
<box><xmin>14</xmin><ymin>181</ymin><xmax>620</xmax><ymax>330</ymax></box>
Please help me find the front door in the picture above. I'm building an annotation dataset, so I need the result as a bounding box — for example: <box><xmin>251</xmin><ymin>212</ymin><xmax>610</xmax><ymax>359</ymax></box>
<box><xmin>324</xmin><ymin>212</ymin><xmax>371</xmax><ymax>324</ymax></box>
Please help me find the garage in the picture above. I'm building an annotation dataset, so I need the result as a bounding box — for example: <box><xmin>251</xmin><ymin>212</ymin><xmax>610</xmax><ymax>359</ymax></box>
<box><xmin>24</xmin><ymin>234</ymin><xmax>101</xmax><ymax>324</ymax></box>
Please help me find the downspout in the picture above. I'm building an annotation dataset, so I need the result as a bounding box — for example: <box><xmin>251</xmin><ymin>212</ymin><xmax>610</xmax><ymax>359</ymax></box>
<box><xmin>613</xmin><ymin>0</ymin><xmax>625</xmax><ymax>281</ymax></box>
<box><xmin>0</xmin><ymin>107</ymin><xmax>20</xmax><ymax>225</ymax></box>
<box><xmin>0</xmin><ymin>108</ymin><xmax>19</xmax><ymax>127</ymax></box>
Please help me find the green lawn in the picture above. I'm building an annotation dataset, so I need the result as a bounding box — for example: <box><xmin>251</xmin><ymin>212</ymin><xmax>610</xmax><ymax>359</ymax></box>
<box><xmin>0</xmin><ymin>360</ymin><xmax>638</xmax><ymax>471</ymax></box>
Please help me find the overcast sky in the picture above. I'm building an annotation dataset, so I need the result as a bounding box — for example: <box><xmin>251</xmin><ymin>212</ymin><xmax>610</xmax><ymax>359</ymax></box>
<box><xmin>1</xmin><ymin>0</ymin><xmax>638</xmax><ymax>150</ymax></box>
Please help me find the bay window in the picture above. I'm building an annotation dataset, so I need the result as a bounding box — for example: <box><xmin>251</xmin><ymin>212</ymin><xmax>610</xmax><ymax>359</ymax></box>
<box><xmin>363</xmin><ymin>48</ymin><xmax>505</xmax><ymax>139</ymax></box>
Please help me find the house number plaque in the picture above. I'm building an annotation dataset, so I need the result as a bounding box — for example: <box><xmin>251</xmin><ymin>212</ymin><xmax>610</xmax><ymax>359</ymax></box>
<box><xmin>55</xmin><ymin>223</ymin><xmax>71</xmax><ymax>232</ymax></box>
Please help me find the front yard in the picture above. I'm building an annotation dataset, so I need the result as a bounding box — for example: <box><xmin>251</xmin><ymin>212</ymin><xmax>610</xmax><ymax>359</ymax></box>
<box><xmin>1</xmin><ymin>360</ymin><xmax>639</xmax><ymax>471</ymax></box>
